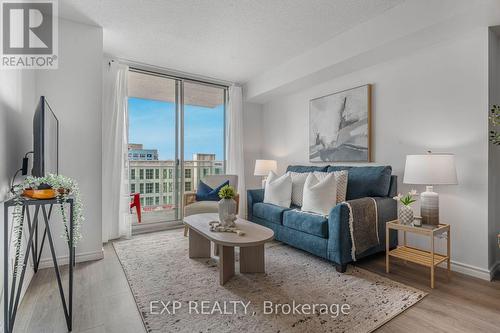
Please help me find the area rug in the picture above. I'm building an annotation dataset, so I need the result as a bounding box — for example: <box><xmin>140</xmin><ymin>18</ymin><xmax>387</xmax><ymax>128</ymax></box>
<box><xmin>113</xmin><ymin>230</ymin><xmax>426</xmax><ymax>333</ymax></box>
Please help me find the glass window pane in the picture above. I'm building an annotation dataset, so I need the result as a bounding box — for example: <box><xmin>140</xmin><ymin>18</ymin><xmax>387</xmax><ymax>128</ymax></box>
<box><xmin>183</xmin><ymin>82</ymin><xmax>225</xmax><ymax>194</ymax></box>
<box><xmin>128</xmin><ymin>71</ymin><xmax>178</xmax><ymax>224</ymax></box>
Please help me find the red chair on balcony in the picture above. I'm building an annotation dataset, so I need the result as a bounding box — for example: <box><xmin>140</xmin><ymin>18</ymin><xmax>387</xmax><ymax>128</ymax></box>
<box><xmin>130</xmin><ymin>193</ymin><xmax>142</xmax><ymax>223</ymax></box>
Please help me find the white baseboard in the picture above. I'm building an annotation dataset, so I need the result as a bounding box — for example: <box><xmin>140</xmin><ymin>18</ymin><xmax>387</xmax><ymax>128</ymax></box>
<box><xmin>37</xmin><ymin>248</ymin><xmax>104</xmax><ymax>269</ymax></box>
<box><xmin>446</xmin><ymin>260</ymin><xmax>492</xmax><ymax>281</ymax></box>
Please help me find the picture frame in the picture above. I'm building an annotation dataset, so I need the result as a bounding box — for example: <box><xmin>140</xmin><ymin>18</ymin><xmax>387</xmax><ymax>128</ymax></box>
<box><xmin>309</xmin><ymin>84</ymin><xmax>372</xmax><ymax>162</ymax></box>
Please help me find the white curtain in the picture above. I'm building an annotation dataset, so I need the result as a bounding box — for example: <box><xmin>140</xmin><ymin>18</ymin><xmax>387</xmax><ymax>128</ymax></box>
<box><xmin>226</xmin><ymin>86</ymin><xmax>246</xmax><ymax>218</ymax></box>
<box><xmin>102</xmin><ymin>62</ymin><xmax>131</xmax><ymax>242</ymax></box>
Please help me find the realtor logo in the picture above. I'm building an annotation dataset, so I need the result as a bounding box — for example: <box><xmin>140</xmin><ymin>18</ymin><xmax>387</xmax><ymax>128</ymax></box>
<box><xmin>1</xmin><ymin>0</ymin><xmax>58</xmax><ymax>68</ymax></box>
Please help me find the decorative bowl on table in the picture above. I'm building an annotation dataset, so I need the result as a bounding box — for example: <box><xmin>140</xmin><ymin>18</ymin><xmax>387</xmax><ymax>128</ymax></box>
<box><xmin>23</xmin><ymin>189</ymin><xmax>57</xmax><ymax>199</ymax></box>
<box><xmin>23</xmin><ymin>187</ymin><xmax>69</xmax><ymax>199</ymax></box>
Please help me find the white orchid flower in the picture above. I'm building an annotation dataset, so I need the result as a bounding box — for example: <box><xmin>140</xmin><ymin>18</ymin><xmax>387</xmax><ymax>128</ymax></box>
<box><xmin>409</xmin><ymin>189</ymin><xmax>418</xmax><ymax>196</ymax></box>
<box><xmin>392</xmin><ymin>193</ymin><xmax>403</xmax><ymax>201</ymax></box>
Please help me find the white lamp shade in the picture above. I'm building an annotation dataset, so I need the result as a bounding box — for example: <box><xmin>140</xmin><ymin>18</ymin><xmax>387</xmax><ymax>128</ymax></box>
<box><xmin>254</xmin><ymin>159</ymin><xmax>277</xmax><ymax>176</ymax></box>
<box><xmin>403</xmin><ymin>154</ymin><xmax>458</xmax><ymax>185</ymax></box>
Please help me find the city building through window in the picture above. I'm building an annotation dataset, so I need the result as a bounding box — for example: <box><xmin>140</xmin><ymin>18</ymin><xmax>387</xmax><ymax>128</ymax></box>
<box><xmin>127</xmin><ymin>70</ymin><xmax>226</xmax><ymax>227</ymax></box>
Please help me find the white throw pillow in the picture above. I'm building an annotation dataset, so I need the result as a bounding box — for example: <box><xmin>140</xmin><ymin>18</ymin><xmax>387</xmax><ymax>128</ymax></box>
<box><xmin>264</xmin><ymin>171</ymin><xmax>292</xmax><ymax>207</ymax></box>
<box><xmin>289</xmin><ymin>172</ymin><xmax>309</xmax><ymax>206</ymax></box>
<box><xmin>302</xmin><ymin>172</ymin><xmax>337</xmax><ymax>215</ymax></box>
<box><xmin>314</xmin><ymin>170</ymin><xmax>348</xmax><ymax>203</ymax></box>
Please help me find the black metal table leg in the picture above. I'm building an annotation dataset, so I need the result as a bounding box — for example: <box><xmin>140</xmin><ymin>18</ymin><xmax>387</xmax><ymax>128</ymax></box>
<box><xmin>10</xmin><ymin>206</ymin><xmax>38</xmax><ymax>331</ymax></box>
<box><xmin>42</xmin><ymin>205</ymin><xmax>72</xmax><ymax>331</ymax></box>
<box><xmin>4</xmin><ymin>205</ymin><xmax>9</xmax><ymax>333</ymax></box>
<box><xmin>26</xmin><ymin>206</ymin><xmax>39</xmax><ymax>273</ymax></box>
<box><xmin>3</xmin><ymin>198</ymin><xmax>75</xmax><ymax>333</ymax></box>
<box><xmin>69</xmin><ymin>201</ymin><xmax>74</xmax><ymax>331</ymax></box>
<box><xmin>8</xmin><ymin>206</ymin><xmax>25</xmax><ymax>328</ymax></box>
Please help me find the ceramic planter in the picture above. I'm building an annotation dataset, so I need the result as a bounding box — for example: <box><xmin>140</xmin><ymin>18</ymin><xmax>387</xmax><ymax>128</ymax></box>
<box><xmin>399</xmin><ymin>205</ymin><xmax>414</xmax><ymax>225</ymax></box>
<box><xmin>218</xmin><ymin>198</ymin><xmax>237</xmax><ymax>227</ymax></box>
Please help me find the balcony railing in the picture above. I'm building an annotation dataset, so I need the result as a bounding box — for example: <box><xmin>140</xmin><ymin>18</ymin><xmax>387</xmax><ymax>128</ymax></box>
<box><xmin>128</xmin><ymin>161</ymin><xmax>224</xmax><ymax>225</ymax></box>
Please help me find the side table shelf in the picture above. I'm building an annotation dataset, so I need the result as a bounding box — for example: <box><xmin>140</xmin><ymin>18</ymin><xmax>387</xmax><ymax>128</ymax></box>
<box><xmin>386</xmin><ymin>220</ymin><xmax>450</xmax><ymax>288</ymax></box>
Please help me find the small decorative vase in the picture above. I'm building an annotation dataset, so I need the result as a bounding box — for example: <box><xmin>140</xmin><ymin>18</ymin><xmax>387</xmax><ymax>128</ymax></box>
<box><xmin>218</xmin><ymin>198</ymin><xmax>237</xmax><ymax>227</ymax></box>
<box><xmin>399</xmin><ymin>205</ymin><xmax>414</xmax><ymax>225</ymax></box>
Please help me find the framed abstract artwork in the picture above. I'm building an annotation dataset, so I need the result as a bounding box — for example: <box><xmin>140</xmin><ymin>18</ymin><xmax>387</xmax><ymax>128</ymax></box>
<box><xmin>309</xmin><ymin>84</ymin><xmax>372</xmax><ymax>162</ymax></box>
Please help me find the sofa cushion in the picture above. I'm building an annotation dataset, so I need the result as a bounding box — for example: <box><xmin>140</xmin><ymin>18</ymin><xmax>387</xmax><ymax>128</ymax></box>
<box><xmin>313</xmin><ymin>170</ymin><xmax>348</xmax><ymax>203</ymax></box>
<box><xmin>184</xmin><ymin>201</ymin><xmax>219</xmax><ymax>217</ymax></box>
<box><xmin>288</xmin><ymin>172</ymin><xmax>309</xmax><ymax>206</ymax></box>
<box><xmin>326</xmin><ymin>166</ymin><xmax>392</xmax><ymax>199</ymax></box>
<box><xmin>301</xmin><ymin>172</ymin><xmax>337</xmax><ymax>216</ymax></box>
<box><xmin>253</xmin><ymin>202</ymin><xmax>290</xmax><ymax>225</ymax></box>
<box><xmin>283</xmin><ymin>210</ymin><xmax>329</xmax><ymax>238</ymax></box>
<box><xmin>286</xmin><ymin>165</ymin><xmax>328</xmax><ymax>173</ymax></box>
<box><xmin>264</xmin><ymin>171</ymin><xmax>293</xmax><ymax>207</ymax></box>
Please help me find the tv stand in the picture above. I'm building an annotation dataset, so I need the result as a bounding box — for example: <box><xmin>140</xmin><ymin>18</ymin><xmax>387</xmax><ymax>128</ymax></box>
<box><xmin>3</xmin><ymin>197</ymin><xmax>75</xmax><ymax>332</ymax></box>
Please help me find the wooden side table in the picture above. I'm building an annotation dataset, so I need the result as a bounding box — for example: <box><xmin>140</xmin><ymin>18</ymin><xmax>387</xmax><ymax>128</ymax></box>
<box><xmin>386</xmin><ymin>220</ymin><xmax>450</xmax><ymax>288</ymax></box>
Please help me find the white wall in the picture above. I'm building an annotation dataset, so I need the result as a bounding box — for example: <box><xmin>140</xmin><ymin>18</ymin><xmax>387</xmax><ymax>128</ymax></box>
<box><xmin>258</xmin><ymin>28</ymin><xmax>492</xmax><ymax>279</ymax></box>
<box><xmin>35</xmin><ymin>19</ymin><xmax>103</xmax><ymax>265</ymax></box>
<box><xmin>0</xmin><ymin>71</ymin><xmax>36</xmax><ymax>199</ymax></box>
<box><xmin>245</xmin><ymin>0</ymin><xmax>500</xmax><ymax>103</ymax></box>
<box><xmin>0</xmin><ymin>18</ymin><xmax>103</xmax><ymax>326</ymax></box>
<box><xmin>488</xmin><ymin>27</ymin><xmax>500</xmax><ymax>275</ymax></box>
<box><xmin>0</xmin><ymin>70</ymin><xmax>37</xmax><ymax>325</ymax></box>
<box><xmin>0</xmin><ymin>20</ymin><xmax>102</xmax><ymax>328</ymax></box>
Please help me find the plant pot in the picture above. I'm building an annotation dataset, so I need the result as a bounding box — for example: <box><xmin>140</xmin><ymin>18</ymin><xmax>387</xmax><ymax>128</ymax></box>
<box><xmin>399</xmin><ymin>205</ymin><xmax>414</xmax><ymax>225</ymax></box>
<box><xmin>218</xmin><ymin>198</ymin><xmax>237</xmax><ymax>227</ymax></box>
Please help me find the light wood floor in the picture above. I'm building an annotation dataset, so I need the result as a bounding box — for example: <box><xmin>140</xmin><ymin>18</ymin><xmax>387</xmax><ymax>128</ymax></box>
<box><xmin>357</xmin><ymin>254</ymin><xmax>500</xmax><ymax>332</ymax></box>
<box><xmin>15</xmin><ymin>229</ymin><xmax>500</xmax><ymax>333</ymax></box>
<box><xmin>14</xmin><ymin>244</ymin><xmax>145</xmax><ymax>333</ymax></box>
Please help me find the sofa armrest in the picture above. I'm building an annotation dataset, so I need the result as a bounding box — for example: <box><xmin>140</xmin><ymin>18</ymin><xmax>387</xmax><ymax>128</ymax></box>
<box><xmin>186</xmin><ymin>192</ymin><xmax>240</xmax><ymax>213</ymax></box>
<box><xmin>326</xmin><ymin>197</ymin><xmax>398</xmax><ymax>265</ymax></box>
<box><xmin>372</xmin><ymin>197</ymin><xmax>398</xmax><ymax>249</ymax></box>
<box><xmin>247</xmin><ymin>189</ymin><xmax>264</xmax><ymax>221</ymax></box>
<box><xmin>327</xmin><ymin>203</ymin><xmax>352</xmax><ymax>265</ymax></box>
<box><xmin>184</xmin><ymin>192</ymin><xmax>197</xmax><ymax>206</ymax></box>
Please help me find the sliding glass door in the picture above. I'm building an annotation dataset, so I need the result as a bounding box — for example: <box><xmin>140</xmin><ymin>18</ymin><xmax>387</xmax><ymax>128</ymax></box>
<box><xmin>127</xmin><ymin>69</ymin><xmax>226</xmax><ymax>228</ymax></box>
<box><xmin>182</xmin><ymin>81</ymin><xmax>226</xmax><ymax>194</ymax></box>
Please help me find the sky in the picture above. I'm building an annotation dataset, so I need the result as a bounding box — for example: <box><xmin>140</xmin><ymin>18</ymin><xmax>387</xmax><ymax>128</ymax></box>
<box><xmin>128</xmin><ymin>97</ymin><xmax>224</xmax><ymax>160</ymax></box>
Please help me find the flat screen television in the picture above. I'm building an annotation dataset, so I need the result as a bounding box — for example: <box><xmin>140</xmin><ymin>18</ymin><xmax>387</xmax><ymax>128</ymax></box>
<box><xmin>32</xmin><ymin>96</ymin><xmax>59</xmax><ymax>177</ymax></box>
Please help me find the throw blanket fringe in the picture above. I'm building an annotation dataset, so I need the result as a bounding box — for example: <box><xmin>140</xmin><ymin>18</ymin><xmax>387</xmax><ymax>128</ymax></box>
<box><xmin>346</xmin><ymin>203</ymin><xmax>356</xmax><ymax>261</ymax></box>
<box><xmin>344</xmin><ymin>198</ymin><xmax>379</xmax><ymax>261</ymax></box>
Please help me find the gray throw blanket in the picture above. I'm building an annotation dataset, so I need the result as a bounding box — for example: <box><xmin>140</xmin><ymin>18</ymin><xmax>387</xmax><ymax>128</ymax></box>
<box><xmin>344</xmin><ymin>198</ymin><xmax>379</xmax><ymax>261</ymax></box>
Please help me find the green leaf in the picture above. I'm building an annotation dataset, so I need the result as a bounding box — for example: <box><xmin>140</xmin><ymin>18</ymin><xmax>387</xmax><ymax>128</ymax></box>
<box><xmin>218</xmin><ymin>185</ymin><xmax>236</xmax><ymax>199</ymax></box>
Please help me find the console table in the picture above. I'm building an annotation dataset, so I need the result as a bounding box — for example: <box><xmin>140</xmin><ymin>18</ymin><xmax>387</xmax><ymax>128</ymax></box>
<box><xmin>3</xmin><ymin>197</ymin><xmax>74</xmax><ymax>332</ymax></box>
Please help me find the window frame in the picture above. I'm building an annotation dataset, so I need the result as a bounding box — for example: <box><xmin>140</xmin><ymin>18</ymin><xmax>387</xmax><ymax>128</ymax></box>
<box><xmin>127</xmin><ymin>65</ymin><xmax>228</xmax><ymax>227</ymax></box>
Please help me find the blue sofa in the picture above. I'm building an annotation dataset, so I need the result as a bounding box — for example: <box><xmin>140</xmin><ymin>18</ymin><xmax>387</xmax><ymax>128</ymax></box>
<box><xmin>247</xmin><ymin>165</ymin><xmax>398</xmax><ymax>272</ymax></box>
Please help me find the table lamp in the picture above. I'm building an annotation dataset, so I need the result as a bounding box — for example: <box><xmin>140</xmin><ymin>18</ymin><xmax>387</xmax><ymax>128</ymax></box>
<box><xmin>254</xmin><ymin>159</ymin><xmax>277</xmax><ymax>188</ymax></box>
<box><xmin>403</xmin><ymin>152</ymin><xmax>458</xmax><ymax>225</ymax></box>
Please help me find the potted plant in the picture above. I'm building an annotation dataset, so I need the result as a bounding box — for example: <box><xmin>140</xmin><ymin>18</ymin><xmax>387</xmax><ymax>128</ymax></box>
<box><xmin>10</xmin><ymin>174</ymin><xmax>84</xmax><ymax>277</ymax></box>
<box><xmin>393</xmin><ymin>190</ymin><xmax>418</xmax><ymax>225</ymax></box>
<box><xmin>218</xmin><ymin>185</ymin><xmax>237</xmax><ymax>227</ymax></box>
<box><xmin>490</xmin><ymin>105</ymin><xmax>500</xmax><ymax>145</ymax></box>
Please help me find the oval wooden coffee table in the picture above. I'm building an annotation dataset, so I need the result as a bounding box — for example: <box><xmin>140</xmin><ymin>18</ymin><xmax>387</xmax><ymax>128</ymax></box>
<box><xmin>184</xmin><ymin>213</ymin><xmax>274</xmax><ymax>285</ymax></box>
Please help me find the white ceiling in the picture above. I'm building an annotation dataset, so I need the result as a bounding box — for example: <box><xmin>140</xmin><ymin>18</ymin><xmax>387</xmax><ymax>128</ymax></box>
<box><xmin>60</xmin><ymin>0</ymin><xmax>404</xmax><ymax>84</ymax></box>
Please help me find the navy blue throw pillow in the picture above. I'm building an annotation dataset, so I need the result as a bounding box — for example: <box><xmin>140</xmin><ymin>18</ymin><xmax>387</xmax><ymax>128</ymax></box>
<box><xmin>195</xmin><ymin>180</ymin><xmax>229</xmax><ymax>201</ymax></box>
